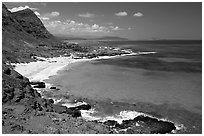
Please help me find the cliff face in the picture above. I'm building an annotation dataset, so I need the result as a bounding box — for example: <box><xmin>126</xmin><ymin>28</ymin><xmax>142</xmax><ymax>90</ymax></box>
<box><xmin>11</xmin><ymin>8</ymin><xmax>53</xmax><ymax>39</ymax></box>
<box><xmin>2</xmin><ymin>4</ymin><xmax>58</xmax><ymax>63</ymax></box>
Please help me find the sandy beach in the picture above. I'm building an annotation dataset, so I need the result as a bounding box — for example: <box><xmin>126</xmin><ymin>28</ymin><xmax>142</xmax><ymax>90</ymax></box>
<box><xmin>13</xmin><ymin>51</ymin><xmax>157</xmax><ymax>82</ymax></box>
<box><xmin>13</xmin><ymin>56</ymin><xmax>88</xmax><ymax>82</ymax></box>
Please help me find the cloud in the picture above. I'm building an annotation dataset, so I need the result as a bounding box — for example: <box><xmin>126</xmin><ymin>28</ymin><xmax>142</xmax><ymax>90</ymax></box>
<box><xmin>115</xmin><ymin>11</ymin><xmax>128</xmax><ymax>16</ymax></box>
<box><xmin>133</xmin><ymin>12</ymin><xmax>143</xmax><ymax>17</ymax></box>
<box><xmin>42</xmin><ymin>19</ymin><xmax>123</xmax><ymax>35</ymax></box>
<box><xmin>41</xmin><ymin>17</ymin><xmax>50</xmax><ymax>20</ymax></box>
<box><xmin>34</xmin><ymin>11</ymin><xmax>40</xmax><ymax>16</ymax></box>
<box><xmin>39</xmin><ymin>11</ymin><xmax>60</xmax><ymax>20</ymax></box>
<box><xmin>78</xmin><ymin>12</ymin><xmax>95</xmax><ymax>18</ymax></box>
<box><xmin>92</xmin><ymin>24</ymin><xmax>99</xmax><ymax>29</ymax></box>
<box><xmin>49</xmin><ymin>12</ymin><xmax>60</xmax><ymax>17</ymax></box>
<box><xmin>8</xmin><ymin>5</ymin><xmax>38</xmax><ymax>12</ymax></box>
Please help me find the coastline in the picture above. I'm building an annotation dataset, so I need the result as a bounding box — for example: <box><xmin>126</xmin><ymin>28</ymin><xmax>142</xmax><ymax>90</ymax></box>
<box><xmin>12</xmin><ymin>51</ymin><xmax>157</xmax><ymax>82</ymax></box>
<box><xmin>11</xmin><ymin>51</ymin><xmax>196</xmax><ymax>133</ymax></box>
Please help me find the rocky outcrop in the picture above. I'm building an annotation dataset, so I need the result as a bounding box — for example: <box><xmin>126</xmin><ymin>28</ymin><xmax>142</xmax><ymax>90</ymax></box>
<box><xmin>104</xmin><ymin>115</ymin><xmax>176</xmax><ymax>134</ymax></box>
<box><xmin>2</xmin><ymin>64</ymin><xmax>82</xmax><ymax>118</ymax></box>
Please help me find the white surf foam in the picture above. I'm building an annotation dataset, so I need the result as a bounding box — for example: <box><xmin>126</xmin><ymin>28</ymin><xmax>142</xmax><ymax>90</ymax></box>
<box><xmin>62</xmin><ymin>101</ymin><xmax>88</xmax><ymax>108</ymax></box>
<box><xmin>80</xmin><ymin>109</ymin><xmax>185</xmax><ymax>132</ymax></box>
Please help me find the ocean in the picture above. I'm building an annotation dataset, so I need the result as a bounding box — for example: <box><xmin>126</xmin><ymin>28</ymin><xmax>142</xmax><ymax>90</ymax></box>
<box><xmin>46</xmin><ymin>40</ymin><xmax>202</xmax><ymax>133</ymax></box>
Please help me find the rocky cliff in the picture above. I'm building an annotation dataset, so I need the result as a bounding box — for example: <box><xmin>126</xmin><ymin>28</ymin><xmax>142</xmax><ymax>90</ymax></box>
<box><xmin>2</xmin><ymin>4</ymin><xmax>58</xmax><ymax>63</ymax></box>
<box><xmin>11</xmin><ymin>8</ymin><xmax>53</xmax><ymax>39</ymax></box>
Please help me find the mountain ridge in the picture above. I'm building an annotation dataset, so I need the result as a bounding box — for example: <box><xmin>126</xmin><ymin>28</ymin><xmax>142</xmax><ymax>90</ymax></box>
<box><xmin>2</xmin><ymin>4</ymin><xmax>59</xmax><ymax>63</ymax></box>
<box><xmin>11</xmin><ymin>8</ymin><xmax>53</xmax><ymax>38</ymax></box>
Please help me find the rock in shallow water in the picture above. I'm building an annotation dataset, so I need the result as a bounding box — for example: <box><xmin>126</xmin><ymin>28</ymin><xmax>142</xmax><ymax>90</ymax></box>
<box><xmin>103</xmin><ymin>115</ymin><xmax>176</xmax><ymax>134</ymax></box>
<box><xmin>68</xmin><ymin>104</ymin><xmax>91</xmax><ymax>111</ymax></box>
<box><xmin>31</xmin><ymin>82</ymin><xmax>46</xmax><ymax>88</ymax></box>
<box><xmin>50</xmin><ymin>87</ymin><xmax>56</xmax><ymax>89</ymax></box>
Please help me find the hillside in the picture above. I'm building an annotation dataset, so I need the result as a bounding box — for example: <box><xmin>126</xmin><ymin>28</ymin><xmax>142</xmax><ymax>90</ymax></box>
<box><xmin>2</xmin><ymin>4</ymin><xmax>112</xmax><ymax>134</ymax></box>
<box><xmin>2</xmin><ymin>4</ymin><xmax>59</xmax><ymax>63</ymax></box>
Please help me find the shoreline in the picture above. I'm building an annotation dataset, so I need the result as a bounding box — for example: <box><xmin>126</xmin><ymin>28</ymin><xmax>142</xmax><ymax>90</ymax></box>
<box><xmin>12</xmin><ymin>51</ymin><xmax>157</xmax><ymax>83</ymax></box>
<box><xmin>11</xmin><ymin>51</ymin><xmax>195</xmax><ymax>133</ymax></box>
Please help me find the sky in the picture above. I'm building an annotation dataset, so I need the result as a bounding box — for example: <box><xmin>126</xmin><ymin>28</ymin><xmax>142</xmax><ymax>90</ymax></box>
<box><xmin>4</xmin><ymin>2</ymin><xmax>202</xmax><ymax>40</ymax></box>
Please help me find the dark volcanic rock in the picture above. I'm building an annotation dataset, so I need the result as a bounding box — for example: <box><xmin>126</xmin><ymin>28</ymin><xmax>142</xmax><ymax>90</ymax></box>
<box><xmin>4</xmin><ymin>68</ymin><xmax>11</xmax><ymax>75</ymax></box>
<box><xmin>50</xmin><ymin>86</ymin><xmax>57</xmax><ymax>89</ymax></box>
<box><xmin>69</xmin><ymin>110</ymin><xmax>81</xmax><ymax>118</ymax></box>
<box><xmin>105</xmin><ymin>115</ymin><xmax>176</xmax><ymax>134</ymax></box>
<box><xmin>33</xmin><ymin>84</ymin><xmax>46</xmax><ymax>88</ymax></box>
<box><xmin>104</xmin><ymin>120</ymin><xmax>118</xmax><ymax>127</ymax></box>
<box><xmin>69</xmin><ymin>104</ymin><xmax>91</xmax><ymax>111</ymax></box>
<box><xmin>133</xmin><ymin>115</ymin><xmax>176</xmax><ymax>133</ymax></box>
<box><xmin>47</xmin><ymin>99</ymin><xmax>54</xmax><ymax>104</ymax></box>
<box><xmin>31</xmin><ymin>82</ymin><xmax>46</xmax><ymax>88</ymax></box>
<box><xmin>30</xmin><ymin>81</ymin><xmax>45</xmax><ymax>85</ymax></box>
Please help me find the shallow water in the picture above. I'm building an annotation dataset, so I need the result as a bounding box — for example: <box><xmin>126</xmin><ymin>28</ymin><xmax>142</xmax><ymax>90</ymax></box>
<box><xmin>49</xmin><ymin>59</ymin><xmax>202</xmax><ymax>114</ymax></box>
<box><xmin>47</xmin><ymin>41</ymin><xmax>202</xmax><ymax>115</ymax></box>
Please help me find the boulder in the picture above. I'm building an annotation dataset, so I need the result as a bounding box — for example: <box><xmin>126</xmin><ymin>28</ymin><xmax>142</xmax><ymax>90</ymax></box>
<box><xmin>50</xmin><ymin>86</ymin><xmax>56</xmax><ymax>89</ymax></box>
<box><xmin>68</xmin><ymin>104</ymin><xmax>91</xmax><ymax>111</ymax></box>
<box><xmin>30</xmin><ymin>81</ymin><xmax>45</xmax><ymax>85</ymax></box>
<box><xmin>4</xmin><ymin>68</ymin><xmax>11</xmax><ymax>75</ymax></box>
<box><xmin>69</xmin><ymin>110</ymin><xmax>81</xmax><ymax>118</ymax></box>
<box><xmin>47</xmin><ymin>99</ymin><xmax>54</xmax><ymax>104</ymax></box>
<box><xmin>31</xmin><ymin>82</ymin><xmax>46</xmax><ymax>88</ymax></box>
<box><xmin>33</xmin><ymin>84</ymin><xmax>46</xmax><ymax>88</ymax></box>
